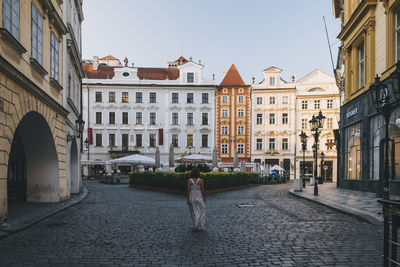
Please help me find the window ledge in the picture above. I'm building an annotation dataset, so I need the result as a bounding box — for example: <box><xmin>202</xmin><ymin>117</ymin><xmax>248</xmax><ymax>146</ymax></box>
<box><xmin>0</xmin><ymin>28</ymin><xmax>26</xmax><ymax>54</ymax></box>
<box><xmin>50</xmin><ymin>77</ymin><xmax>63</xmax><ymax>91</ymax></box>
<box><xmin>30</xmin><ymin>58</ymin><xmax>48</xmax><ymax>76</ymax></box>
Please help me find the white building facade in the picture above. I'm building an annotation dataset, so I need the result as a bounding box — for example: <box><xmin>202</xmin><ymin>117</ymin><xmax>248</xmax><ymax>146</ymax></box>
<box><xmin>251</xmin><ymin>67</ymin><xmax>296</xmax><ymax>179</ymax></box>
<box><xmin>295</xmin><ymin>70</ymin><xmax>340</xmax><ymax>182</ymax></box>
<box><xmin>82</xmin><ymin>56</ymin><xmax>215</xmax><ymax>174</ymax></box>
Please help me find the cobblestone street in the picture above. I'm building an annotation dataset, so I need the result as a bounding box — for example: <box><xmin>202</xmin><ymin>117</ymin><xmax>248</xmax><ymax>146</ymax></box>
<box><xmin>0</xmin><ymin>181</ymin><xmax>381</xmax><ymax>266</ymax></box>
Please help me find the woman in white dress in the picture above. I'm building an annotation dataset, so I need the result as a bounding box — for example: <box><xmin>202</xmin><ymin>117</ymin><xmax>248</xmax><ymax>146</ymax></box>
<box><xmin>187</xmin><ymin>168</ymin><xmax>206</xmax><ymax>231</ymax></box>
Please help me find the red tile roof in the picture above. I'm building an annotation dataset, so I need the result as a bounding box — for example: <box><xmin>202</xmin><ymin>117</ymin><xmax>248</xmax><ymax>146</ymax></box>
<box><xmin>100</xmin><ymin>55</ymin><xmax>119</xmax><ymax>61</ymax></box>
<box><xmin>220</xmin><ymin>64</ymin><xmax>246</xmax><ymax>86</ymax></box>
<box><xmin>82</xmin><ymin>64</ymin><xmax>115</xmax><ymax>79</ymax></box>
<box><xmin>137</xmin><ymin>68</ymin><xmax>179</xmax><ymax>80</ymax></box>
<box><xmin>172</xmin><ymin>56</ymin><xmax>189</xmax><ymax>65</ymax></box>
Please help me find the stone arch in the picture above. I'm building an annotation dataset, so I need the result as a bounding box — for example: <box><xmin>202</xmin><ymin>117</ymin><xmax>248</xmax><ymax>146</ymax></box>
<box><xmin>7</xmin><ymin>111</ymin><xmax>59</xmax><ymax>203</ymax></box>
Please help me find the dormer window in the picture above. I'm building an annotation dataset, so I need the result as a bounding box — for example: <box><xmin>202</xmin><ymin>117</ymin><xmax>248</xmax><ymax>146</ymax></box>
<box><xmin>269</xmin><ymin>77</ymin><xmax>275</xmax><ymax>86</ymax></box>
<box><xmin>187</xmin><ymin>73</ymin><xmax>194</xmax><ymax>83</ymax></box>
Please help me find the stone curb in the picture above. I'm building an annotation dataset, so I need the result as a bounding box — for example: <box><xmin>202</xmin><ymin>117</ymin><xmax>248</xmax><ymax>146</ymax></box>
<box><xmin>0</xmin><ymin>187</ymin><xmax>88</xmax><ymax>239</ymax></box>
<box><xmin>289</xmin><ymin>190</ymin><xmax>383</xmax><ymax>226</ymax></box>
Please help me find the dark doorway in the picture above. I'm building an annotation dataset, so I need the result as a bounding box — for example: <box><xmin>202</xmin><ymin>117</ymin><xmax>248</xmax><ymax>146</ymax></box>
<box><xmin>265</xmin><ymin>159</ymin><xmax>279</xmax><ymax>167</ymax></box>
<box><xmin>321</xmin><ymin>160</ymin><xmax>333</xmax><ymax>182</ymax></box>
<box><xmin>7</xmin><ymin>130</ymin><xmax>27</xmax><ymax>203</ymax></box>
<box><xmin>283</xmin><ymin>159</ymin><xmax>290</xmax><ymax>172</ymax></box>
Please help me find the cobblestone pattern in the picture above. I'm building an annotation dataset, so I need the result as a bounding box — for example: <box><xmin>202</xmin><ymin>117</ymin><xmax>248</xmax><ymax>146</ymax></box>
<box><xmin>0</xmin><ymin>181</ymin><xmax>382</xmax><ymax>266</ymax></box>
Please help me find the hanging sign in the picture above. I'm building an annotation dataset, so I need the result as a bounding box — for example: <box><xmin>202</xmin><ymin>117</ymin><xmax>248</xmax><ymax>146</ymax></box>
<box><xmin>346</xmin><ymin>108</ymin><xmax>358</xmax><ymax>119</ymax></box>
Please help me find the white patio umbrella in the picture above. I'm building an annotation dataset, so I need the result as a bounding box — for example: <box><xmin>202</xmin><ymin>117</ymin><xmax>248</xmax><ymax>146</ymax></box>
<box><xmin>109</xmin><ymin>154</ymin><xmax>156</xmax><ymax>165</ymax></box>
<box><xmin>270</xmin><ymin>165</ymin><xmax>285</xmax><ymax>171</ymax></box>
<box><xmin>233</xmin><ymin>149</ymin><xmax>238</xmax><ymax>168</ymax></box>
<box><xmin>155</xmin><ymin>146</ymin><xmax>161</xmax><ymax>169</ymax></box>
<box><xmin>240</xmin><ymin>160</ymin><xmax>246</xmax><ymax>172</ymax></box>
<box><xmin>169</xmin><ymin>143</ymin><xmax>175</xmax><ymax>168</ymax></box>
<box><xmin>175</xmin><ymin>154</ymin><xmax>212</xmax><ymax>163</ymax></box>
<box><xmin>212</xmin><ymin>146</ymin><xmax>218</xmax><ymax>168</ymax></box>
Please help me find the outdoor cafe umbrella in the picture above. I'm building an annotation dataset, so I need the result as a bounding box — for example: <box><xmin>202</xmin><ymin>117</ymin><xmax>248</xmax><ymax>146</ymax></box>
<box><xmin>240</xmin><ymin>160</ymin><xmax>246</xmax><ymax>172</ymax></box>
<box><xmin>233</xmin><ymin>149</ymin><xmax>238</xmax><ymax>168</ymax></box>
<box><xmin>212</xmin><ymin>146</ymin><xmax>218</xmax><ymax>168</ymax></box>
<box><xmin>155</xmin><ymin>146</ymin><xmax>161</xmax><ymax>169</ymax></box>
<box><xmin>270</xmin><ymin>165</ymin><xmax>285</xmax><ymax>171</ymax></box>
<box><xmin>109</xmin><ymin>154</ymin><xmax>155</xmax><ymax>165</ymax></box>
<box><xmin>254</xmin><ymin>162</ymin><xmax>261</xmax><ymax>173</ymax></box>
<box><xmin>175</xmin><ymin>154</ymin><xmax>212</xmax><ymax>164</ymax></box>
<box><xmin>169</xmin><ymin>143</ymin><xmax>175</xmax><ymax>168</ymax></box>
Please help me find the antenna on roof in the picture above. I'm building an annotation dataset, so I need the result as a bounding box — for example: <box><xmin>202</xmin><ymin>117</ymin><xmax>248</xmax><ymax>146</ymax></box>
<box><xmin>323</xmin><ymin>16</ymin><xmax>336</xmax><ymax>76</ymax></box>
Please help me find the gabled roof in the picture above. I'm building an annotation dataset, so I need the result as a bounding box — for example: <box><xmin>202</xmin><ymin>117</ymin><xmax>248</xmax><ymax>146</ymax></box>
<box><xmin>296</xmin><ymin>69</ymin><xmax>335</xmax><ymax>84</ymax></box>
<box><xmin>137</xmin><ymin>68</ymin><xmax>179</xmax><ymax>80</ymax></box>
<box><xmin>100</xmin><ymin>55</ymin><xmax>119</xmax><ymax>61</ymax></box>
<box><xmin>263</xmin><ymin>66</ymin><xmax>282</xmax><ymax>72</ymax></box>
<box><xmin>220</xmin><ymin>64</ymin><xmax>246</xmax><ymax>86</ymax></box>
<box><xmin>82</xmin><ymin>63</ymin><xmax>115</xmax><ymax>79</ymax></box>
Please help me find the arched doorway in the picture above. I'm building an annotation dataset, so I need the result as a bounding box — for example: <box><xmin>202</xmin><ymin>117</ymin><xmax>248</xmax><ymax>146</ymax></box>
<box><xmin>7</xmin><ymin>111</ymin><xmax>59</xmax><ymax>204</ymax></box>
<box><xmin>70</xmin><ymin>139</ymin><xmax>79</xmax><ymax>194</ymax></box>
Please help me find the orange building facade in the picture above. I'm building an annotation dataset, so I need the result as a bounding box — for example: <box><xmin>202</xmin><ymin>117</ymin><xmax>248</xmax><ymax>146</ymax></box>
<box><xmin>216</xmin><ymin>64</ymin><xmax>251</xmax><ymax>162</ymax></box>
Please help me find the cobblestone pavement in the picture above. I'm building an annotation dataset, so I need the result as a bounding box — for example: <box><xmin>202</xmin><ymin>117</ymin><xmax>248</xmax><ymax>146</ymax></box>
<box><xmin>0</xmin><ymin>181</ymin><xmax>382</xmax><ymax>266</ymax></box>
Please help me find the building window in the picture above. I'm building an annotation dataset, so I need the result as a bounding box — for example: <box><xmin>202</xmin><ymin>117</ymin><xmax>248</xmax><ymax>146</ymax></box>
<box><xmin>202</xmin><ymin>113</ymin><xmax>208</xmax><ymax>125</ymax></box>
<box><xmin>109</xmin><ymin>112</ymin><xmax>115</xmax><ymax>124</ymax></box>
<box><xmin>96</xmin><ymin>112</ymin><xmax>102</xmax><ymax>124</ymax></box>
<box><xmin>269</xmin><ymin>113</ymin><xmax>275</xmax><ymax>124</ymax></box>
<box><xmin>136</xmin><ymin>92</ymin><xmax>143</xmax><ymax>103</ymax></box>
<box><xmin>95</xmin><ymin>134</ymin><xmax>102</xmax><ymax>147</ymax></box>
<box><xmin>282</xmin><ymin>138</ymin><xmax>288</xmax><ymax>150</ymax></box>
<box><xmin>202</xmin><ymin>93</ymin><xmax>209</xmax><ymax>103</ymax></box>
<box><xmin>122</xmin><ymin>112</ymin><xmax>128</xmax><ymax>125</ymax></box>
<box><xmin>256</xmin><ymin>114</ymin><xmax>262</xmax><ymax>124</ymax></box>
<box><xmin>172</xmin><ymin>134</ymin><xmax>178</xmax><ymax>147</ymax></box>
<box><xmin>187</xmin><ymin>113</ymin><xmax>193</xmax><ymax>125</ymax></box>
<box><xmin>269</xmin><ymin>138</ymin><xmax>275</xmax><ymax>150</ymax></box>
<box><xmin>256</xmin><ymin>97</ymin><xmax>262</xmax><ymax>104</ymax></box>
<box><xmin>187</xmin><ymin>134</ymin><xmax>193</xmax><ymax>147</ymax></box>
<box><xmin>282</xmin><ymin>96</ymin><xmax>289</xmax><ymax>104</ymax></box>
<box><xmin>222</xmin><ymin>95</ymin><xmax>228</xmax><ymax>103</ymax></box>
<box><xmin>109</xmin><ymin>92</ymin><xmax>115</xmax><ymax>102</ymax></box>
<box><xmin>31</xmin><ymin>4</ymin><xmax>43</xmax><ymax>64</ymax></box>
<box><xmin>149</xmin><ymin>134</ymin><xmax>156</xmax><ymax>147</ymax></box>
<box><xmin>187</xmin><ymin>93</ymin><xmax>194</xmax><ymax>103</ymax></box>
<box><xmin>314</xmin><ymin>100</ymin><xmax>320</xmax><ymax>109</ymax></box>
<box><xmin>237</xmin><ymin>125</ymin><xmax>244</xmax><ymax>135</ymax></box>
<box><xmin>172</xmin><ymin>113</ymin><xmax>178</xmax><ymax>125</ymax></box>
<box><xmin>109</xmin><ymin>134</ymin><xmax>115</xmax><ymax>147</ymax></box>
<box><xmin>327</xmin><ymin>99</ymin><xmax>333</xmax><ymax>109</ymax></box>
<box><xmin>150</xmin><ymin>112</ymin><xmax>156</xmax><ymax>125</ymax></box>
<box><xmin>238</xmin><ymin>95</ymin><xmax>244</xmax><ymax>103</ymax></box>
<box><xmin>122</xmin><ymin>92</ymin><xmax>129</xmax><ymax>103</ymax></box>
<box><xmin>202</xmin><ymin>134</ymin><xmax>208</xmax><ymax>147</ymax></box>
<box><xmin>3</xmin><ymin>0</ymin><xmax>19</xmax><ymax>40</ymax></box>
<box><xmin>358</xmin><ymin>42</ymin><xmax>365</xmax><ymax>89</ymax></box>
<box><xmin>221</xmin><ymin>126</ymin><xmax>228</xmax><ymax>135</ymax></box>
<box><xmin>237</xmin><ymin>109</ymin><xmax>244</xmax><ymax>117</ymax></box>
<box><xmin>50</xmin><ymin>32</ymin><xmax>59</xmax><ymax>81</ymax></box>
<box><xmin>221</xmin><ymin>144</ymin><xmax>228</xmax><ymax>154</ymax></box>
<box><xmin>136</xmin><ymin>134</ymin><xmax>142</xmax><ymax>147</ymax></box>
<box><xmin>187</xmin><ymin>73</ymin><xmax>194</xmax><ymax>83</ymax></box>
<box><xmin>172</xmin><ymin>93</ymin><xmax>179</xmax><ymax>103</ymax></box>
<box><xmin>302</xmin><ymin>100</ymin><xmax>308</xmax><ymax>109</ymax></box>
<box><xmin>221</xmin><ymin>110</ymin><xmax>228</xmax><ymax>118</ymax></box>
<box><xmin>149</xmin><ymin>92</ymin><xmax>156</xmax><ymax>103</ymax></box>
<box><xmin>269</xmin><ymin>77</ymin><xmax>275</xmax><ymax>86</ymax></box>
<box><xmin>269</xmin><ymin>97</ymin><xmax>275</xmax><ymax>104</ymax></box>
<box><xmin>282</xmin><ymin>113</ymin><xmax>288</xmax><ymax>124</ymax></box>
<box><xmin>397</xmin><ymin>8</ymin><xmax>400</xmax><ymax>62</ymax></box>
<box><xmin>136</xmin><ymin>112</ymin><xmax>142</xmax><ymax>125</ymax></box>
<box><xmin>122</xmin><ymin>134</ymin><xmax>129</xmax><ymax>149</ymax></box>
<box><xmin>95</xmin><ymin>92</ymin><xmax>102</xmax><ymax>102</ymax></box>
<box><xmin>237</xmin><ymin>144</ymin><xmax>244</xmax><ymax>154</ymax></box>
<box><xmin>256</xmin><ymin>138</ymin><xmax>262</xmax><ymax>150</ymax></box>
<box><xmin>302</xmin><ymin>118</ymin><xmax>308</xmax><ymax>129</ymax></box>
<box><xmin>327</xmin><ymin>118</ymin><xmax>333</xmax><ymax>129</ymax></box>
<box><xmin>346</xmin><ymin>126</ymin><xmax>361</xmax><ymax>179</ymax></box>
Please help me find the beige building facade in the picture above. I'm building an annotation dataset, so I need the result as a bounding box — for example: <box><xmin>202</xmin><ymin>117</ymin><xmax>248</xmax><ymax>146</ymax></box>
<box><xmin>0</xmin><ymin>0</ymin><xmax>79</xmax><ymax>223</ymax></box>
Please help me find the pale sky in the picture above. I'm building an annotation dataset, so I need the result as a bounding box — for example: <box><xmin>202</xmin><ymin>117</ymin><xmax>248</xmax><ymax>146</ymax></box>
<box><xmin>82</xmin><ymin>0</ymin><xmax>341</xmax><ymax>84</ymax></box>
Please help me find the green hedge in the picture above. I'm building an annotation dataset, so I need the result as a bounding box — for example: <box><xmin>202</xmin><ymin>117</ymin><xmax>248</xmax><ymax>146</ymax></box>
<box><xmin>129</xmin><ymin>171</ymin><xmax>261</xmax><ymax>191</ymax></box>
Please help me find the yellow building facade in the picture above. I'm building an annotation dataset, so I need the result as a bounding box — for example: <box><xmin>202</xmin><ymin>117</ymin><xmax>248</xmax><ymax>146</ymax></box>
<box><xmin>0</xmin><ymin>0</ymin><xmax>70</xmax><ymax>222</ymax></box>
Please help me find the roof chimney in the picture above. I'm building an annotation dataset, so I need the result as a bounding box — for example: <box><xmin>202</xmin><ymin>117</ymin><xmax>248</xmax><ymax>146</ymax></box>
<box><xmin>291</xmin><ymin>75</ymin><xmax>295</xmax><ymax>83</ymax></box>
<box><xmin>93</xmin><ymin>56</ymin><xmax>99</xmax><ymax>71</ymax></box>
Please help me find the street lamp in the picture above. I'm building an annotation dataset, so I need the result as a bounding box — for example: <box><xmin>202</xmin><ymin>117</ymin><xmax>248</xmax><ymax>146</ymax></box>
<box><xmin>84</xmin><ymin>138</ymin><xmax>89</xmax><ymax>151</ymax></box>
<box><xmin>320</xmin><ymin>151</ymin><xmax>325</xmax><ymax>183</ymax></box>
<box><xmin>309</xmin><ymin>111</ymin><xmax>326</xmax><ymax>196</ymax></box>
<box><xmin>299</xmin><ymin>131</ymin><xmax>308</xmax><ymax>188</ymax></box>
<box><xmin>67</xmin><ymin>114</ymin><xmax>85</xmax><ymax>142</ymax></box>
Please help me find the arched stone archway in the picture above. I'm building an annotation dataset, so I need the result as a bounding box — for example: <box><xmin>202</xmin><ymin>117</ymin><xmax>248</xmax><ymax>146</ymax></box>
<box><xmin>70</xmin><ymin>139</ymin><xmax>79</xmax><ymax>194</ymax></box>
<box><xmin>7</xmin><ymin>111</ymin><xmax>59</xmax><ymax>204</ymax></box>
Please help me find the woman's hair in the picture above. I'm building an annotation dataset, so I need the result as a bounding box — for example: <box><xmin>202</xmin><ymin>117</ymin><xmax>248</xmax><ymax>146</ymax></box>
<box><xmin>191</xmin><ymin>167</ymin><xmax>200</xmax><ymax>178</ymax></box>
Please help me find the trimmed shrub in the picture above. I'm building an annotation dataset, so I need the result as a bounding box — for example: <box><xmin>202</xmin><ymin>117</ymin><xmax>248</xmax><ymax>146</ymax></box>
<box><xmin>130</xmin><ymin>171</ymin><xmax>260</xmax><ymax>191</ymax></box>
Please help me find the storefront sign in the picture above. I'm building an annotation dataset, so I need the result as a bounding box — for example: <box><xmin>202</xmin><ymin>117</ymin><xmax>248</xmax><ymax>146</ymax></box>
<box><xmin>346</xmin><ymin>108</ymin><xmax>358</xmax><ymax>119</ymax></box>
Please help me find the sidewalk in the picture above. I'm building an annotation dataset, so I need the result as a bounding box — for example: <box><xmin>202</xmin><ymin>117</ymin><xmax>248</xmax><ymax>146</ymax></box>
<box><xmin>0</xmin><ymin>187</ymin><xmax>88</xmax><ymax>239</ymax></box>
<box><xmin>290</xmin><ymin>182</ymin><xmax>383</xmax><ymax>225</ymax></box>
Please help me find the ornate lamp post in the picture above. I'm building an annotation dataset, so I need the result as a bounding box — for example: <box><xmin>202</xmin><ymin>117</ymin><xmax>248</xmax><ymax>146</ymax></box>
<box><xmin>309</xmin><ymin>111</ymin><xmax>326</xmax><ymax>196</ymax></box>
<box><xmin>320</xmin><ymin>151</ymin><xmax>325</xmax><ymax>183</ymax></box>
<box><xmin>299</xmin><ymin>131</ymin><xmax>308</xmax><ymax>188</ymax></box>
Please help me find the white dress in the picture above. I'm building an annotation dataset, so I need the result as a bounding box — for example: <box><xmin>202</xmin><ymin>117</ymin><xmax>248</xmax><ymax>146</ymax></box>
<box><xmin>189</xmin><ymin>178</ymin><xmax>205</xmax><ymax>230</ymax></box>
